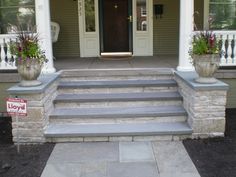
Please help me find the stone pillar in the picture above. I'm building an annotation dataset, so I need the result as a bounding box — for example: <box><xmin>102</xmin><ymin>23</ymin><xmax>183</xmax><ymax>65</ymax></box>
<box><xmin>177</xmin><ymin>0</ymin><xmax>194</xmax><ymax>71</ymax></box>
<box><xmin>35</xmin><ymin>0</ymin><xmax>56</xmax><ymax>74</ymax></box>
<box><xmin>8</xmin><ymin>74</ymin><xmax>59</xmax><ymax>143</ymax></box>
<box><xmin>175</xmin><ymin>71</ymin><xmax>229</xmax><ymax>138</ymax></box>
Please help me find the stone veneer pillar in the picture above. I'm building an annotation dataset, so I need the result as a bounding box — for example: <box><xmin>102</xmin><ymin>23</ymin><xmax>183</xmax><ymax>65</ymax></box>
<box><xmin>175</xmin><ymin>71</ymin><xmax>229</xmax><ymax>138</ymax></box>
<box><xmin>7</xmin><ymin>74</ymin><xmax>59</xmax><ymax>143</ymax></box>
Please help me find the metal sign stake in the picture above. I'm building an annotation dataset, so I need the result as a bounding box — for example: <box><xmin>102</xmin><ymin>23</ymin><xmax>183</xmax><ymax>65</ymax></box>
<box><xmin>16</xmin><ymin>111</ymin><xmax>20</xmax><ymax>154</ymax></box>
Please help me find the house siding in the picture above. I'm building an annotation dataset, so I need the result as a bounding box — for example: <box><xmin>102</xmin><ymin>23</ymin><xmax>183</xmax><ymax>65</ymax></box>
<box><xmin>50</xmin><ymin>0</ymin><xmax>80</xmax><ymax>58</ymax></box>
<box><xmin>220</xmin><ymin>79</ymin><xmax>236</xmax><ymax>108</ymax></box>
<box><xmin>194</xmin><ymin>0</ymin><xmax>204</xmax><ymax>30</ymax></box>
<box><xmin>153</xmin><ymin>0</ymin><xmax>180</xmax><ymax>55</ymax></box>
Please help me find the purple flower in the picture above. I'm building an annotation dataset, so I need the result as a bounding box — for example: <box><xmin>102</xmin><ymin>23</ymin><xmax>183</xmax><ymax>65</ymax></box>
<box><xmin>18</xmin><ymin>47</ymin><xmax>22</xmax><ymax>52</ymax></box>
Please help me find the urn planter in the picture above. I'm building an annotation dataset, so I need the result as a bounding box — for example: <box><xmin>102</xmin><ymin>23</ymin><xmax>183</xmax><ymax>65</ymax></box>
<box><xmin>193</xmin><ymin>54</ymin><xmax>220</xmax><ymax>84</ymax></box>
<box><xmin>17</xmin><ymin>59</ymin><xmax>43</xmax><ymax>87</ymax></box>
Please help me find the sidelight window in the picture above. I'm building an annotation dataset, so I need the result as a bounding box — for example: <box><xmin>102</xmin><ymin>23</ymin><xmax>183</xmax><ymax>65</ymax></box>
<box><xmin>85</xmin><ymin>0</ymin><xmax>95</xmax><ymax>32</ymax></box>
<box><xmin>136</xmin><ymin>0</ymin><xmax>147</xmax><ymax>31</ymax></box>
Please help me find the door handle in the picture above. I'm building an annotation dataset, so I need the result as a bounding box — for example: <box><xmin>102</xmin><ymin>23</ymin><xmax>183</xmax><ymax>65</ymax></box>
<box><xmin>127</xmin><ymin>15</ymin><xmax>132</xmax><ymax>23</ymax></box>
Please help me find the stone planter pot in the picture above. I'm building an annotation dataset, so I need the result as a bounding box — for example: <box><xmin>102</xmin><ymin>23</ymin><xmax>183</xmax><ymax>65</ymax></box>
<box><xmin>17</xmin><ymin>59</ymin><xmax>43</xmax><ymax>87</ymax></box>
<box><xmin>193</xmin><ymin>54</ymin><xmax>220</xmax><ymax>84</ymax></box>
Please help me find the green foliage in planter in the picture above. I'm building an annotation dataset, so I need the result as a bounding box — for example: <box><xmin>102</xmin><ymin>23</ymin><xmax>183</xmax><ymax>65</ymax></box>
<box><xmin>9</xmin><ymin>28</ymin><xmax>48</xmax><ymax>65</ymax></box>
<box><xmin>191</xmin><ymin>31</ymin><xmax>220</xmax><ymax>56</ymax></box>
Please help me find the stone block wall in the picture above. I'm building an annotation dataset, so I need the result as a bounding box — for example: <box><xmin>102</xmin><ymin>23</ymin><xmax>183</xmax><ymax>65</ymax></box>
<box><xmin>8</xmin><ymin>74</ymin><xmax>59</xmax><ymax>143</ymax></box>
<box><xmin>175</xmin><ymin>71</ymin><xmax>229</xmax><ymax>138</ymax></box>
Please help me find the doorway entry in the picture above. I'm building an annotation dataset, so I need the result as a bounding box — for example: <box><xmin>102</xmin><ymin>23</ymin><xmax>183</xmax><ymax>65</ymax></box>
<box><xmin>99</xmin><ymin>0</ymin><xmax>133</xmax><ymax>55</ymax></box>
<box><xmin>79</xmin><ymin>0</ymin><xmax>153</xmax><ymax>57</ymax></box>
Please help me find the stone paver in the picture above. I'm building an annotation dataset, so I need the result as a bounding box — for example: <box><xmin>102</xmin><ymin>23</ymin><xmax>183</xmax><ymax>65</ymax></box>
<box><xmin>159</xmin><ymin>172</ymin><xmax>201</xmax><ymax>177</ymax></box>
<box><xmin>41</xmin><ymin>163</ymin><xmax>82</xmax><ymax>177</ymax></box>
<box><xmin>119</xmin><ymin>142</ymin><xmax>155</xmax><ymax>162</ymax></box>
<box><xmin>107</xmin><ymin>162</ymin><xmax>159</xmax><ymax>177</ymax></box>
<box><xmin>152</xmin><ymin>141</ymin><xmax>201</xmax><ymax>177</ymax></box>
<box><xmin>80</xmin><ymin>162</ymin><xmax>106</xmax><ymax>177</ymax></box>
<box><xmin>41</xmin><ymin>141</ymin><xmax>200</xmax><ymax>177</ymax></box>
<box><xmin>47</xmin><ymin>142</ymin><xmax>119</xmax><ymax>163</ymax></box>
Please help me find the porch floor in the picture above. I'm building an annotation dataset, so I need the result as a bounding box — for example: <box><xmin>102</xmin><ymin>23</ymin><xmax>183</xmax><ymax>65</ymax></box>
<box><xmin>54</xmin><ymin>55</ymin><xmax>178</xmax><ymax>71</ymax></box>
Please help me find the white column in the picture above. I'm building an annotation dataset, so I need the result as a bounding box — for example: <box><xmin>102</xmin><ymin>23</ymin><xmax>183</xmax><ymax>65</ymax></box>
<box><xmin>35</xmin><ymin>0</ymin><xmax>56</xmax><ymax>73</ymax></box>
<box><xmin>177</xmin><ymin>0</ymin><xmax>194</xmax><ymax>71</ymax></box>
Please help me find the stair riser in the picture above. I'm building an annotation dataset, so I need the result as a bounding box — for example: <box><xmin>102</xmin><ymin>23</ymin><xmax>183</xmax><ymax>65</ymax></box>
<box><xmin>61</xmin><ymin>69</ymin><xmax>173</xmax><ymax>77</ymax></box>
<box><xmin>54</xmin><ymin>100</ymin><xmax>183</xmax><ymax>109</ymax></box>
<box><xmin>46</xmin><ymin>134</ymin><xmax>192</xmax><ymax>143</ymax></box>
<box><xmin>49</xmin><ymin>116</ymin><xmax>187</xmax><ymax>124</ymax></box>
<box><xmin>58</xmin><ymin>86</ymin><xmax>178</xmax><ymax>94</ymax></box>
<box><xmin>60</xmin><ymin>75</ymin><xmax>173</xmax><ymax>82</ymax></box>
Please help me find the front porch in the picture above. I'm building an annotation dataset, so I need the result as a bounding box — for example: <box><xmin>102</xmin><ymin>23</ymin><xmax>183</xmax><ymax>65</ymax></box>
<box><xmin>54</xmin><ymin>55</ymin><xmax>178</xmax><ymax>70</ymax></box>
<box><xmin>1</xmin><ymin>0</ymin><xmax>236</xmax><ymax>72</ymax></box>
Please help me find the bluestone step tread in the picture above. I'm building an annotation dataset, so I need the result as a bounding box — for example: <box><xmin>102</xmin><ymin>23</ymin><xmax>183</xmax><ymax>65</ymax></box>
<box><xmin>58</xmin><ymin>79</ymin><xmax>177</xmax><ymax>89</ymax></box>
<box><xmin>54</xmin><ymin>92</ymin><xmax>182</xmax><ymax>102</ymax></box>
<box><xmin>50</xmin><ymin>105</ymin><xmax>187</xmax><ymax>118</ymax></box>
<box><xmin>44</xmin><ymin>122</ymin><xmax>192</xmax><ymax>137</ymax></box>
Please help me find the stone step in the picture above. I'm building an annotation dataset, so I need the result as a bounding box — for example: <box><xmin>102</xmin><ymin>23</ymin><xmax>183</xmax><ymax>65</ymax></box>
<box><xmin>58</xmin><ymin>79</ymin><xmax>177</xmax><ymax>89</ymax></box>
<box><xmin>60</xmin><ymin>68</ymin><xmax>174</xmax><ymax>81</ymax></box>
<box><xmin>44</xmin><ymin>122</ymin><xmax>193</xmax><ymax>138</ymax></box>
<box><xmin>58</xmin><ymin>79</ymin><xmax>178</xmax><ymax>94</ymax></box>
<box><xmin>54</xmin><ymin>92</ymin><xmax>183</xmax><ymax>108</ymax></box>
<box><xmin>49</xmin><ymin>105</ymin><xmax>187</xmax><ymax>124</ymax></box>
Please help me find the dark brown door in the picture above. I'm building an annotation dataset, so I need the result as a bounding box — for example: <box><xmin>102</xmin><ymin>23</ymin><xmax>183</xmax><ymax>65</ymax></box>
<box><xmin>102</xmin><ymin>0</ymin><xmax>130</xmax><ymax>52</ymax></box>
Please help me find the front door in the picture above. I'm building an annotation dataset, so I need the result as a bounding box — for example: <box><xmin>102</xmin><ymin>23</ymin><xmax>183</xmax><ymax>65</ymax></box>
<box><xmin>100</xmin><ymin>0</ymin><xmax>132</xmax><ymax>53</ymax></box>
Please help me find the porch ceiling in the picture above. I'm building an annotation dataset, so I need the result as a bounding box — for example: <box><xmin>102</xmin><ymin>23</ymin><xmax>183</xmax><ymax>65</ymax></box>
<box><xmin>54</xmin><ymin>55</ymin><xmax>178</xmax><ymax>71</ymax></box>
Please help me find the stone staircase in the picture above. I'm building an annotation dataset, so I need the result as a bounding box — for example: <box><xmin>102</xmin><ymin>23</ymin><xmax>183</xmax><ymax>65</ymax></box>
<box><xmin>44</xmin><ymin>69</ymin><xmax>192</xmax><ymax>142</ymax></box>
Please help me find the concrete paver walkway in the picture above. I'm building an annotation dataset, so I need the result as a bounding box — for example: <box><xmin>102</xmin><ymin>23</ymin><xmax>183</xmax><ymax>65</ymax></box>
<box><xmin>41</xmin><ymin>141</ymin><xmax>200</xmax><ymax>177</ymax></box>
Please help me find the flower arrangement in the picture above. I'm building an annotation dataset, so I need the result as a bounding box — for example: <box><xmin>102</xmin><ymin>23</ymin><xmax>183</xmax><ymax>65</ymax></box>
<box><xmin>9</xmin><ymin>30</ymin><xmax>48</xmax><ymax>65</ymax></box>
<box><xmin>190</xmin><ymin>30</ymin><xmax>220</xmax><ymax>56</ymax></box>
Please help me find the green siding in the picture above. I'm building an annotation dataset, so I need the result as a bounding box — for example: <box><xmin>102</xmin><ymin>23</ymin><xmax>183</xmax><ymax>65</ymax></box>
<box><xmin>50</xmin><ymin>0</ymin><xmax>80</xmax><ymax>58</ymax></box>
<box><xmin>153</xmin><ymin>0</ymin><xmax>180</xmax><ymax>55</ymax></box>
<box><xmin>194</xmin><ymin>0</ymin><xmax>204</xmax><ymax>30</ymax></box>
<box><xmin>220</xmin><ymin>79</ymin><xmax>236</xmax><ymax>108</ymax></box>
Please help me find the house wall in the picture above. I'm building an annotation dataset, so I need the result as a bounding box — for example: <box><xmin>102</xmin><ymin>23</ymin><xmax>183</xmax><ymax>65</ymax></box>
<box><xmin>194</xmin><ymin>0</ymin><xmax>204</xmax><ymax>30</ymax></box>
<box><xmin>219</xmin><ymin>79</ymin><xmax>236</xmax><ymax>108</ymax></box>
<box><xmin>50</xmin><ymin>0</ymin><xmax>80</xmax><ymax>58</ymax></box>
<box><xmin>153</xmin><ymin>0</ymin><xmax>180</xmax><ymax>55</ymax></box>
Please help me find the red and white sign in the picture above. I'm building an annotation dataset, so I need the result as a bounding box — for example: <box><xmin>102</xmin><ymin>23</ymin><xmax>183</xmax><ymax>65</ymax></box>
<box><xmin>6</xmin><ymin>98</ymin><xmax>27</xmax><ymax>116</ymax></box>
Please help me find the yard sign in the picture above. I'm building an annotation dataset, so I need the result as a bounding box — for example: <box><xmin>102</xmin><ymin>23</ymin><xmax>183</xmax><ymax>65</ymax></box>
<box><xmin>6</xmin><ymin>98</ymin><xmax>27</xmax><ymax>116</ymax></box>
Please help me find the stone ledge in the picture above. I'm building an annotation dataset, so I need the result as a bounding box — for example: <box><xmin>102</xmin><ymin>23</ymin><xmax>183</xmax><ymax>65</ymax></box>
<box><xmin>174</xmin><ymin>71</ymin><xmax>229</xmax><ymax>91</ymax></box>
<box><xmin>7</xmin><ymin>73</ymin><xmax>60</xmax><ymax>94</ymax></box>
